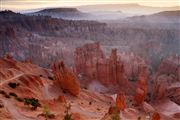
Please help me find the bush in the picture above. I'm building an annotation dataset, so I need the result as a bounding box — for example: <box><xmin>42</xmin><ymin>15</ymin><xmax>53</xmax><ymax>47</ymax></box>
<box><xmin>137</xmin><ymin>116</ymin><xmax>141</xmax><ymax>120</ymax></box>
<box><xmin>8</xmin><ymin>82</ymin><xmax>20</xmax><ymax>89</ymax></box>
<box><xmin>111</xmin><ymin>113</ymin><xmax>120</xmax><ymax>120</ymax></box>
<box><xmin>64</xmin><ymin>104</ymin><xmax>72</xmax><ymax>120</ymax></box>
<box><xmin>4</xmin><ymin>94</ymin><xmax>11</xmax><ymax>98</ymax></box>
<box><xmin>42</xmin><ymin>105</ymin><xmax>55</xmax><ymax>119</ymax></box>
<box><xmin>0</xmin><ymin>90</ymin><xmax>6</xmax><ymax>95</ymax></box>
<box><xmin>0</xmin><ymin>103</ymin><xmax>4</xmax><ymax>108</ymax></box>
<box><xmin>9</xmin><ymin>92</ymin><xmax>18</xmax><ymax>97</ymax></box>
<box><xmin>24</xmin><ymin>98</ymin><xmax>41</xmax><ymax>110</ymax></box>
<box><xmin>0</xmin><ymin>90</ymin><xmax>11</xmax><ymax>98</ymax></box>
<box><xmin>43</xmin><ymin>105</ymin><xmax>50</xmax><ymax>119</ymax></box>
<box><xmin>109</xmin><ymin>106</ymin><xmax>120</xmax><ymax>120</ymax></box>
<box><xmin>48</xmin><ymin>76</ymin><xmax>54</xmax><ymax>80</ymax></box>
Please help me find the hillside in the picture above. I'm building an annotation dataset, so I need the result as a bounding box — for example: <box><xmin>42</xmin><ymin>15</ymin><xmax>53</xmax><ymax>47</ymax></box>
<box><xmin>0</xmin><ymin>46</ymin><xmax>179</xmax><ymax>120</ymax></box>
<box><xmin>0</xmin><ymin>10</ymin><xmax>179</xmax><ymax>71</ymax></box>
<box><xmin>127</xmin><ymin>10</ymin><xmax>180</xmax><ymax>23</ymax></box>
<box><xmin>29</xmin><ymin>8</ymin><xmax>91</xmax><ymax>20</ymax></box>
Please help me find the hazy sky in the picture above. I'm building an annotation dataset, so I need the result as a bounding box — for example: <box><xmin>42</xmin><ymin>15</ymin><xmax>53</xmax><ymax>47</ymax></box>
<box><xmin>1</xmin><ymin>0</ymin><xmax>180</xmax><ymax>11</ymax></box>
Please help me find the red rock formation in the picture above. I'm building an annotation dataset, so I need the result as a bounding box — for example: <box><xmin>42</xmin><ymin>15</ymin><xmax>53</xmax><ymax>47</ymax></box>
<box><xmin>0</xmin><ymin>74</ymin><xmax>45</xmax><ymax>99</ymax></box>
<box><xmin>75</xmin><ymin>43</ymin><xmax>130</xmax><ymax>93</ymax></box>
<box><xmin>52</xmin><ymin>61</ymin><xmax>80</xmax><ymax>96</ymax></box>
<box><xmin>134</xmin><ymin>65</ymin><xmax>148</xmax><ymax>105</ymax></box>
<box><xmin>153</xmin><ymin>56</ymin><xmax>180</xmax><ymax>104</ymax></box>
<box><xmin>75</xmin><ymin>42</ymin><xmax>105</xmax><ymax>80</ymax></box>
<box><xmin>151</xmin><ymin>112</ymin><xmax>160</xmax><ymax>120</ymax></box>
<box><xmin>119</xmin><ymin>52</ymin><xmax>148</xmax><ymax>80</ymax></box>
<box><xmin>0</xmin><ymin>56</ymin><xmax>52</xmax><ymax>78</ymax></box>
<box><xmin>116</xmin><ymin>91</ymin><xmax>126</xmax><ymax>111</ymax></box>
<box><xmin>57</xmin><ymin>95</ymin><xmax>66</xmax><ymax>103</ymax></box>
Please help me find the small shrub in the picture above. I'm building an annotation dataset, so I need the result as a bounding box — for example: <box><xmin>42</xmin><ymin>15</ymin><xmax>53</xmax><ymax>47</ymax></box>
<box><xmin>48</xmin><ymin>76</ymin><xmax>54</xmax><ymax>80</ymax></box>
<box><xmin>111</xmin><ymin>113</ymin><xmax>120</xmax><ymax>120</ymax></box>
<box><xmin>42</xmin><ymin>105</ymin><xmax>55</xmax><ymax>119</ymax></box>
<box><xmin>0</xmin><ymin>90</ymin><xmax>6</xmax><ymax>95</ymax></box>
<box><xmin>4</xmin><ymin>94</ymin><xmax>11</xmax><ymax>98</ymax></box>
<box><xmin>128</xmin><ymin>77</ymin><xmax>137</xmax><ymax>82</ymax></box>
<box><xmin>43</xmin><ymin>105</ymin><xmax>50</xmax><ymax>119</ymax></box>
<box><xmin>109</xmin><ymin>106</ymin><xmax>120</xmax><ymax>120</ymax></box>
<box><xmin>89</xmin><ymin>101</ymin><xmax>92</xmax><ymax>105</ymax></box>
<box><xmin>24</xmin><ymin>98</ymin><xmax>41</xmax><ymax>110</ymax></box>
<box><xmin>9</xmin><ymin>92</ymin><xmax>18</xmax><ymax>97</ymax></box>
<box><xmin>0</xmin><ymin>103</ymin><xmax>4</xmax><ymax>108</ymax></box>
<box><xmin>8</xmin><ymin>82</ymin><xmax>19</xmax><ymax>89</ymax></box>
<box><xmin>137</xmin><ymin>116</ymin><xmax>141</xmax><ymax>120</ymax></box>
<box><xmin>64</xmin><ymin>104</ymin><xmax>72</xmax><ymax>120</ymax></box>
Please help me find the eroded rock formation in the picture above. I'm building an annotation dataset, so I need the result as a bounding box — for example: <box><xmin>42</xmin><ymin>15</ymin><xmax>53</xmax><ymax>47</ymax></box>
<box><xmin>134</xmin><ymin>65</ymin><xmax>149</xmax><ymax>105</ymax></box>
<box><xmin>52</xmin><ymin>61</ymin><xmax>80</xmax><ymax>96</ymax></box>
<box><xmin>153</xmin><ymin>56</ymin><xmax>180</xmax><ymax>104</ymax></box>
<box><xmin>75</xmin><ymin>42</ymin><xmax>131</xmax><ymax>93</ymax></box>
<box><xmin>116</xmin><ymin>91</ymin><xmax>126</xmax><ymax>111</ymax></box>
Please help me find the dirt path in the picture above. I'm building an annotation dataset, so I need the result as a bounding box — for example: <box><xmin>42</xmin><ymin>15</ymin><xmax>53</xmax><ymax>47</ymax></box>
<box><xmin>2</xmin><ymin>99</ymin><xmax>36</xmax><ymax>120</ymax></box>
<box><xmin>0</xmin><ymin>73</ymin><xmax>24</xmax><ymax>86</ymax></box>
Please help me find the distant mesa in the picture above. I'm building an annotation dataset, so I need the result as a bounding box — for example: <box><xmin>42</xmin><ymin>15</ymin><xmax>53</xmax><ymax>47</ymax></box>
<box><xmin>126</xmin><ymin>10</ymin><xmax>180</xmax><ymax>23</ymax></box>
<box><xmin>29</xmin><ymin>7</ymin><xmax>89</xmax><ymax>20</ymax></box>
<box><xmin>37</xmin><ymin>8</ymin><xmax>80</xmax><ymax>13</ymax></box>
<box><xmin>150</xmin><ymin>10</ymin><xmax>180</xmax><ymax>17</ymax></box>
<box><xmin>0</xmin><ymin>10</ymin><xmax>17</xmax><ymax>15</ymax></box>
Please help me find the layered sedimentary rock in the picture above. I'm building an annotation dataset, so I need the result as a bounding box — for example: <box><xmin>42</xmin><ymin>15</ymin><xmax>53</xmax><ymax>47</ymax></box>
<box><xmin>134</xmin><ymin>65</ymin><xmax>149</xmax><ymax>105</ymax></box>
<box><xmin>0</xmin><ymin>55</ymin><xmax>52</xmax><ymax>79</ymax></box>
<box><xmin>52</xmin><ymin>61</ymin><xmax>80</xmax><ymax>96</ymax></box>
<box><xmin>116</xmin><ymin>91</ymin><xmax>126</xmax><ymax>111</ymax></box>
<box><xmin>119</xmin><ymin>52</ymin><xmax>148</xmax><ymax>80</ymax></box>
<box><xmin>153</xmin><ymin>55</ymin><xmax>180</xmax><ymax>104</ymax></box>
<box><xmin>75</xmin><ymin>42</ymin><xmax>130</xmax><ymax>93</ymax></box>
<box><xmin>152</xmin><ymin>112</ymin><xmax>161</xmax><ymax>120</ymax></box>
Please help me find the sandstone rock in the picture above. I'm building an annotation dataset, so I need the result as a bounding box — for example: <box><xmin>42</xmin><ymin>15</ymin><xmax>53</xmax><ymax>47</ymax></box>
<box><xmin>75</xmin><ymin>42</ymin><xmax>105</xmax><ymax>80</ymax></box>
<box><xmin>134</xmin><ymin>65</ymin><xmax>148</xmax><ymax>105</ymax></box>
<box><xmin>108</xmin><ymin>106</ymin><xmax>119</xmax><ymax>114</ymax></box>
<box><xmin>142</xmin><ymin>102</ymin><xmax>155</xmax><ymax>113</ymax></box>
<box><xmin>134</xmin><ymin>88</ymin><xmax>146</xmax><ymax>105</ymax></box>
<box><xmin>0</xmin><ymin>57</ymin><xmax>52</xmax><ymax>78</ymax></box>
<box><xmin>116</xmin><ymin>91</ymin><xmax>126</xmax><ymax>111</ymax></box>
<box><xmin>57</xmin><ymin>95</ymin><xmax>66</xmax><ymax>103</ymax></box>
<box><xmin>153</xmin><ymin>56</ymin><xmax>180</xmax><ymax>104</ymax></box>
<box><xmin>173</xmin><ymin>112</ymin><xmax>180</xmax><ymax>119</ymax></box>
<box><xmin>119</xmin><ymin>52</ymin><xmax>148</xmax><ymax>80</ymax></box>
<box><xmin>72</xmin><ymin>113</ymin><xmax>81</xmax><ymax>120</ymax></box>
<box><xmin>75</xmin><ymin>43</ymin><xmax>130</xmax><ymax>93</ymax></box>
<box><xmin>52</xmin><ymin>61</ymin><xmax>80</xmax><ymax>96</ymax></box>
<box><xmin>151</xmin><ymin>112</ymin><xmax>160</xmax><ymax>120</ymax></box>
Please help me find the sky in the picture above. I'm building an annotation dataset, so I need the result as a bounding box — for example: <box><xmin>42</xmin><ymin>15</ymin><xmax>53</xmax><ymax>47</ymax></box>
<box><xmin>1</xmin><ymin>0</ymin><xmax>180</xmax><ymax>11</ymax></box>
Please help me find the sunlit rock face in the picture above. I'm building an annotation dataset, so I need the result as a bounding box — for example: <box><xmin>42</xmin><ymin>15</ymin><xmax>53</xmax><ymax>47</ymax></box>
<box><xmin>116</xmin><ymin>91</ymin><xmax>126</xmax><ymax>111</ymax></box>
<box><xmin>75</xmin><ymin>42</ymin><xmax>132</xmax><ymax>93</ymax></box>
<box><xmin>153</xmin><ymin>55</ymin><xmax>180</xmax><ymax>105</ymax></box>
<box><xmin>134</xmin><ymin>65</ymin><xmax>149</xmax><ymax>105</ymax></box>
<box><xmin>52</xmin><ymin>61</ymin><xmax>80</xmax><ymax>96</ymax></box>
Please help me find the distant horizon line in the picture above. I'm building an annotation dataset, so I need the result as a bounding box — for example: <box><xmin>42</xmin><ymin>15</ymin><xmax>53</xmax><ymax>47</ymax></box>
<box><xmin>1</xmin><ymin>3</ymin><xmax>180</xmax><ymax>12</ymax></box>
